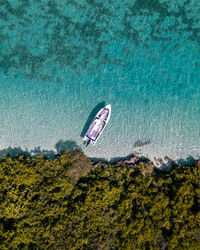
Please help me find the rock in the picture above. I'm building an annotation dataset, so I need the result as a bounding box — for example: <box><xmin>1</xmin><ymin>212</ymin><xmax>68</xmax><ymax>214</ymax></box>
<box><xmin>154</xmin><ymin>156</ymin><xmax>174</xmax><ymax>172</ymax></box>
<box><xmin>114</xmin><ymin>156</ymin><xmax>140</xmax><ymax>167</ymax></box>
<box><xmin>123</xmin><ymin>156</ymin><xmax>139</xmax><ymax>165</ymax></box>
<box><xmin>92</xmin><ymin>161</ymin><xmax>108</xmax><ymax>168</ymax></box>
<box><xmin>195</xmin><ymin>160</ymin><xmax>200</xmax><ymax>167</ymax></box>
<box><xmin>154</xmin><ymin>157</ymin><xmax>164</xmax><ymax>167</ymax></box>
<box><xmin>133</xmin><ymin>151</ymin><xmax>141</xmax><ymax>157</ymax></box>
<box><xmin>164</xmin><ymin>156</ymin><xmax>172</xmax><ymax>162</ymax></box>
<box><xmin>134</xmin><ymin>139</ymin><xmax>151</xmax><ymax>148</ymax></box>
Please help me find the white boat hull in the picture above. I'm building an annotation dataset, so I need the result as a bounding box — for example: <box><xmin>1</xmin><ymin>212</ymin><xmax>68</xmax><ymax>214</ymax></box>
<box><xmin>83</xmin><ymin>104</ymin><xmax>111</xmax><ymax>146</ymax></box>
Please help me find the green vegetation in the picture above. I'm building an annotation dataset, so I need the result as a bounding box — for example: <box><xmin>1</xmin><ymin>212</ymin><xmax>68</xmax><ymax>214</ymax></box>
<box><xmin>0</xmin><ymin>150</ymin><xmax>199</xmax><ymax>249</ymax></box>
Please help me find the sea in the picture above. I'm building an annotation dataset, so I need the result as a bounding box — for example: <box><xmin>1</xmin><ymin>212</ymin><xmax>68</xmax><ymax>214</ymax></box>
<box><xmin>0</xmin><ymin>0</ymin><xmax>200</xmax><ymax>163</ymax></box>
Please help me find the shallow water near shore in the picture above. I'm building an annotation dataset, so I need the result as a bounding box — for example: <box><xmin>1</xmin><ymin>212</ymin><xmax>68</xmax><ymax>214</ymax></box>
<box><xmin>0</xmin><ymin>0</ymin><xmax>200</xmax><ymax>162</ymax></box>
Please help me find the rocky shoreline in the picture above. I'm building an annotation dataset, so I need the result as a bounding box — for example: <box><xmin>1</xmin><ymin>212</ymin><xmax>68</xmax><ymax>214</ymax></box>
<box><xmin>92</xmin><ymin>154</ymin><xmax>154</xmax><ymax>175</ymax></box>
<box><xmin>91</xmin><ymin>153</ymin><xmax>200</xmax><ymax>173</ymax></box>
<box><xmin>1</xmin><ymin>144</ymin><xmax>199</xmax><ymax>173</ymax></box>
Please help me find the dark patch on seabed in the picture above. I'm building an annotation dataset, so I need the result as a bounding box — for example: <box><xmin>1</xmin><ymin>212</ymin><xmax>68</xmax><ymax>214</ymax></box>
<box><xmin>0</xmin><ymin>0</ymin><xmax>199</xmax><ymax>80</ymax></box>
<box><xmin>134</xmin><ymin>139</ymin><xmax>151</xmax><ymax>147</ymax></box>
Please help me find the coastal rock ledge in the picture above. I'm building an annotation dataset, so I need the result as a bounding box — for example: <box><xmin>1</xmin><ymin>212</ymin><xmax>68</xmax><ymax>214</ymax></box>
<box><xmin>92</xmin><ymin>155</ymin><xmax>155</xmax><ymax>175</ymax></box>
<box><xmin>92</xmin><ymin>154</ymin><xmax>200</xmax><ymax>173</ymax></box>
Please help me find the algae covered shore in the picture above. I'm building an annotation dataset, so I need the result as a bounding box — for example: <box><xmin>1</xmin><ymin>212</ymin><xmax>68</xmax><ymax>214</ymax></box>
<box><xmin>0</xmin><ymin>149</ymin><xmax>199</xmax><ymax>249</ymax></box>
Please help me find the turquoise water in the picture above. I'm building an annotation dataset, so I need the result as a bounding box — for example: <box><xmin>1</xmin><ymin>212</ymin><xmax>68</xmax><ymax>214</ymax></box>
<box><xmin>0</xmin><ymin>0</ymin><xmax>200</xmax><ymax>162</ymax></box>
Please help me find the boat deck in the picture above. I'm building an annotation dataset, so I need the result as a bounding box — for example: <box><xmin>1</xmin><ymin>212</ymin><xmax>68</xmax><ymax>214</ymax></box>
<box><xmin>84</xmin><ymin>104</ymin><xmax>111</xmax><ymax>145</ymax></box>
<box><xmin>86</xmin><ymin>118</ymin><xmax>105</xmax><ymax>141</ymax></box>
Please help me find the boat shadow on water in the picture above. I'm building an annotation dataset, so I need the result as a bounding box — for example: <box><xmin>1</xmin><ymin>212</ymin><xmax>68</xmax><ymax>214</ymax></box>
<box><xmin>80</xmin><ymin>101</ymin><xmax>106</xmax><ymax>139</ymax></box>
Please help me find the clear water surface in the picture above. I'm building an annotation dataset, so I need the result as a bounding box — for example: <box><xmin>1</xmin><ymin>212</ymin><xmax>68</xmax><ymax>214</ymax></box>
<box><xmin>0</xmin><ymin>0</ymin><xmax>200</xmax><ymax>162</ymax></box>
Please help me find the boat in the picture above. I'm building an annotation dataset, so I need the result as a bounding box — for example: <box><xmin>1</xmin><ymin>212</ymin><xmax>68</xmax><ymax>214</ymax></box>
<box><xmin>83</xmin><ymin>104</ymin><xmax>111</xmax><ymax>146</ymax></box>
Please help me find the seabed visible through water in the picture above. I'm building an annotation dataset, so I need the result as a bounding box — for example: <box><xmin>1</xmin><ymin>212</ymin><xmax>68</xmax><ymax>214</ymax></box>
<box><xmin>0</xmin><ymin>0</ymin><xmax>200</xmax><ymax>163</ymax></box>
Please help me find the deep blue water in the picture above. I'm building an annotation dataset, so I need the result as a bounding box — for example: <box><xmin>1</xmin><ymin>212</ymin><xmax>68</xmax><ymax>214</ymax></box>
<box><xmin>0</xmin><ymin>0</ymin><xmax>200</xmax><ymax>162</ymax></box>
